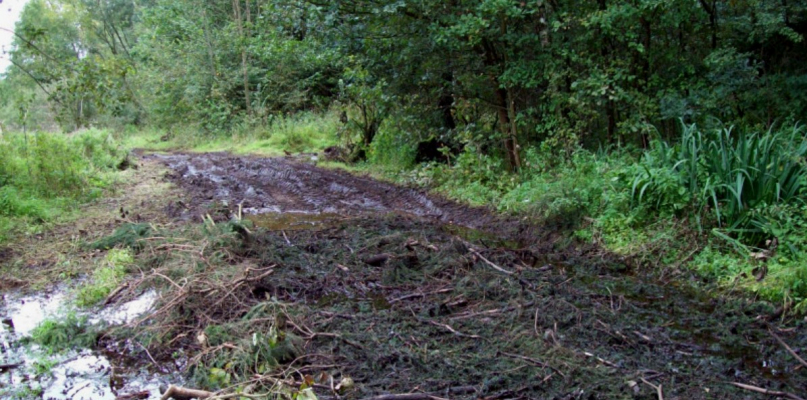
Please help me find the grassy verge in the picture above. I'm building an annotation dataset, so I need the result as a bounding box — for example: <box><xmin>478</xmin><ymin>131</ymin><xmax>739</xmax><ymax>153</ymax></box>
<box><xmin>361</xmin><ymin>125</ymin><xmax>807</xmax><ymax>313</ymax></box>
<box><xmin>0</xmin><ymin>128</ymin><xmax>128</xmax><ymax>243</ymax></box>
<box><xmin>124</xmin><ymin>111</ymin><xmax>340</xmax><ymax>156</ymax></box>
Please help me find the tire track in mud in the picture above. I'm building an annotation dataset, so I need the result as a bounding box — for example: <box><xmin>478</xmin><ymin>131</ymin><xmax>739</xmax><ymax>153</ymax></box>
<box><xmin>147</xmin><ymin>152</ymin><xmax>516</xmax><ymax>231</ymax></box>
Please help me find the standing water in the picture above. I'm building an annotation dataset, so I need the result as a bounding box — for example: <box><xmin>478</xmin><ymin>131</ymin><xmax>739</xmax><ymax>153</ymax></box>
<box><xmin>0</xmin><ymin>289</ymin><xmax>172</xmax><ymax>399</ymax></box>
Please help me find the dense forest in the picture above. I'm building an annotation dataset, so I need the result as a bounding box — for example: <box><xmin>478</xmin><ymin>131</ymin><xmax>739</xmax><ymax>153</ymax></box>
<box><xmin>2</xmin><ymin>1</ymin><xmax>807</xmax><ymax>306</ymax></box>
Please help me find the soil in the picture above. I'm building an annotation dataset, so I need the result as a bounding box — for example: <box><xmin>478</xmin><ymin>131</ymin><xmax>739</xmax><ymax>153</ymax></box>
<box><xmin>146</xmin><ymin>152</ymin><xmax>536</xmax><ymax>237</ymax></box>
<box><xmin>135</xmin><ymin>152</ymin><xmax>806</xmax><ymax>400</ymax></box>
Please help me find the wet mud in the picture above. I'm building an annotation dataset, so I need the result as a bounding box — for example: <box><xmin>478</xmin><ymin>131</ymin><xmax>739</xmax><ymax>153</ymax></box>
<box><xmin>147</xmin><ymin>152</ymin><xmax>531</xmax><ymax>235</ymax></box>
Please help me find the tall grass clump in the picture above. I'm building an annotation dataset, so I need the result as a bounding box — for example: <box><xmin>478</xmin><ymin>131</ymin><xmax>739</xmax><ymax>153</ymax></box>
<box><xmin>633</xmin><ymin>123</ymin><xmax>807</xmax><ymax>308</ymax></box>
<box><xmin>0</xmin><ymin>129</ymin><xmax>126</xmax><ymax>239</ymax></box>
<box><xmin>633</xmin><ymin>123</ymin><xmax>807</xmax><ymax>239</ymax></box>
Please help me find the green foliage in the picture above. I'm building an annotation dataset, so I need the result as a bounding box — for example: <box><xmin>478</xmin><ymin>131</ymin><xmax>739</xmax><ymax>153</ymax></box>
<box><xmin>91</xmin><ymin>223</ymin><xmax>154</xmax><ymax>250</ymax></box>
<box><xmin>0</xmin><ymin>129</ymin><xmax>125</xmax><ymax>242</ymax></box>
<box><xmin>30</xmin><ymin>311</ymin><xmax>97</xmax><ymax>353</ymax></box>
<box><xmin>633</xmin><ymin>123</ymin><xmax>807</xmax><ymax>241</ymax></box>
<box><xmin>75</xmin><ymin>249</ymin><xmax>131</xmax><ymax>307</ymax></box>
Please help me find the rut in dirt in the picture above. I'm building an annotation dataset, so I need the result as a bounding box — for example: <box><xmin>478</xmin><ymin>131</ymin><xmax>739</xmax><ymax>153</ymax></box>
<box><xmin>147</xmin><ymin>152</ymin><xmax>523</xmax><ymax>233</ymax></box>
<box><xmin>138</xmin><ymin>151</ymin><xmax>806</xmax><ymax>399</ymax></box>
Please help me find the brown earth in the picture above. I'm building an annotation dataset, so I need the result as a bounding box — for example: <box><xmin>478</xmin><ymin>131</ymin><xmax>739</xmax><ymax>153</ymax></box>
<box><xmin>146</xmin><ymin>152</ymin><xmax>536</xmax><ymax>238</ymax></box>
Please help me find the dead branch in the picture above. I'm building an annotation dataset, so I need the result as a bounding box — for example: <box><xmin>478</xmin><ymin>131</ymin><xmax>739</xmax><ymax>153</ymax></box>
<box><xmin>469</xmin><ymin>248</ymin><xmax>514</xmax><ymax>275</ymax></box>
<box><xmin>729</xmin><ymin>382</ymin><xmax>805</xmax><ymax>400</ymax></box>
<box><xmin>639</xmin><ymin>378</ymin><xmax>664</xmax><ymax>400</ymax></box>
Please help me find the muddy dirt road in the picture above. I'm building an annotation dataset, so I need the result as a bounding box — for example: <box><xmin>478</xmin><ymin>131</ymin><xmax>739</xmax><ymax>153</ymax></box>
<box><xmin>148</xmin><ymin>152</ymin><xmax>521</xmax><ymax>232</ymax></box>
<box><xmin>137</xmin><ymin>151</ymin><xmax>807</xmax><ymax>400</ymax></box>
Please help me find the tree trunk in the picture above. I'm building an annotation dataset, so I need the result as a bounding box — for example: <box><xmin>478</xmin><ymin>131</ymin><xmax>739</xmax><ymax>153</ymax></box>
<box><xmin>232</xmin><ymin>0</ymin><xmax>251</xmax><ymax>115</ymax></box>
<box><xmin>494</xmin><ymin>85</ymin><xmax>521</xmax><ymax>172</ymax></box>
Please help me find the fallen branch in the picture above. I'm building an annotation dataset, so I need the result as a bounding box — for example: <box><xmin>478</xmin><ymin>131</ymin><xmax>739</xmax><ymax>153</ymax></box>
<box><xmin>469</xmin><ymin>249</ymin><xmax>514</xmax><ymax>275</ymax></box>
<box><xmin>160</xmin><ymin>385</ymin><xmax>214</xmax><ymax>400</ymax></box>
<box><xmin>729</xmin><ymin>382</ymin><xmax>805</xmax><ymax>400</ymax></box>
<box><xmin>769</xmin><ymin>329</ymin><xmax>807</xmax><ymax>369</ymax></box>
<box><xmin>640</xmin><ymin>378</ymin><xmax>664</xmax><ymax>400</ymax></box>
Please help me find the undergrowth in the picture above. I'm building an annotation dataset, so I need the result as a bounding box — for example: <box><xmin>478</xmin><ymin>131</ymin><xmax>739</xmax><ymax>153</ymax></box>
<box><xmin>29</xmin><ymin>311</ymin><xmax>97</xmax><ymax>353</ymax></box>
<box><xmin>75</xmin><ymin>248</ymin><xmax>133</xmax><ymax>307</ymax></box>
<box><xmin>359</xmin><ymin>123</ymin><xmax>807</xmax><ymax>312</ymax></box>
<box><xmin>0</xmin><ymin>129</ymin><xmax>127</xmax><ymax>242</ymax></box>
<box><xmin>124</xmin><ymin>111</ymin><xmax>339</xmax><ymax>156</ymax></box>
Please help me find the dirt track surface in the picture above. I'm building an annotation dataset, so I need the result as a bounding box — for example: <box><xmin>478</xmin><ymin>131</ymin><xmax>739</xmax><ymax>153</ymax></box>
<box><xmin>148</xmin><ymin>152</ymin><xmax>512</xmax><ymax>230</ymax></box>
<box><xmin>137</xmin><ymin>151</ymin><xmax>806</xmax><ymax>400</ymax></box>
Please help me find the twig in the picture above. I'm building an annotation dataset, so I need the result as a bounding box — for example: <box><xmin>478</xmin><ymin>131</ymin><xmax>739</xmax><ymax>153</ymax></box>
<box><xmin>729</xmin><ymin>382</ymin><xmax>805</xmax><ymax>400</ymax></box>
<box><xmin>469</xmin><ymin>249</ymin><xmax>514</xmax><ymax>275</ymax></box>
<box><xmin>499</xmin><ymin>351</ymin><xmax>566</xmax><ymax>378</ymax></box>
<box><xmin>426</xmin><ymin>320</ymin><xmax>480</xmax><ymax>339</ymax></box>
<box><xmin>390</xmin><ymin>288</ymin><xmax>453</xmax><ymax>303</ymax></box>
<box><xmin>136</xmin><ymin>341</ymin><xmax>167</xmax><ymax>374</ymax></box>
<box><xmin>640</xmin><ymin>378</ymin><xmax>664</xmax><ymax>400</ymax></box>
<box><xmin>769</xmin><ymin>329</ymin><xmax>807</xmax><ymax>369</ymax></box>
<box><xmin>583</xmin><ymin>352</ymin><xmax>620</xmax><ymax>368</ymax></box>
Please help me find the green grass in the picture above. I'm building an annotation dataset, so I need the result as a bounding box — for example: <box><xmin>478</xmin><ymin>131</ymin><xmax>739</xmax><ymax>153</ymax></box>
<box><xmin>124</xmin><ymin>111</ymin><xmax>340</xmax><ymax>155</ymax></box>
<box><xmin>0</xmin><ymin>128</ymin><xmax>127</xmax><ymax>243</ymax></box>
<box><xmin>75</xmin><ymin>248</ymin><xmax>132</xmax><ymax>307</ymax></box>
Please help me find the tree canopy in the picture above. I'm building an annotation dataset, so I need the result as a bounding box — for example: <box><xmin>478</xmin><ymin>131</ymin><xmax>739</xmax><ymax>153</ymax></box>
<box><xmin>1</xmin><ymin>0</ymin><xmax>805</xmax><ymax>162</ymax></box>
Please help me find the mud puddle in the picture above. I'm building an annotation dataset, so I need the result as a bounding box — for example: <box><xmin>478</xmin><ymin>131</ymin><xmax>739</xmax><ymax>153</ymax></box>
<box><xmin>0</xmin><ymin>289</ymin><xmax>171</xmax><ymax>399</ymax></box>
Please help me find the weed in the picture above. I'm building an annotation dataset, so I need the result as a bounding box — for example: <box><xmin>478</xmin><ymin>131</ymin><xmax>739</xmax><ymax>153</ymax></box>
<box><xmin>29</xmin><ymin>312</ymin><xmax>97</xmax><ymax>353</ymax></box>
<box><xmin>32</xmin><ymin>356</ymin><xmax>58</xmax><ymax>375</ymax></box>
<box><xmin>91</xmin><ymin>223</ymin><xmax>154</xmax><ymax>250</ymax></box>
<box><xmin>0</xmin><ymin>129</ymin><xmax>125</xmax><ymax>243</ymax></box>
<box><xmin>75</xmin><ymin>249</ymin><xmax>131</xmax><ymax>307</ymax></box>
